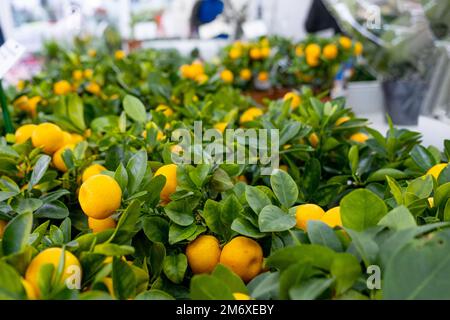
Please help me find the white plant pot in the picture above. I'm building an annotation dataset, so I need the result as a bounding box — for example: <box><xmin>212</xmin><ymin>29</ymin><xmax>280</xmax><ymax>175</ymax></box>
<box><xmin>345</xmin><ymin>81</ymin><xmax>384</xmax><ymax>116</ymax></box>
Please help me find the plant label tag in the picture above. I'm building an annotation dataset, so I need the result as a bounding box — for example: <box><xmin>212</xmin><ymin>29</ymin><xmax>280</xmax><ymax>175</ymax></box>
<box><xmin>0</xmin><ymin>40</ymin><xmax>26</xmax><ymax>79</ymax></box>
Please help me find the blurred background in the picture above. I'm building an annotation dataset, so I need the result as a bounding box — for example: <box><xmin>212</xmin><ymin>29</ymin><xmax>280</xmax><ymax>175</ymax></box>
<box><xmin>0</xmin><ymin>0</ymin><xmax>449</xmax><ymax>144</ymax></box>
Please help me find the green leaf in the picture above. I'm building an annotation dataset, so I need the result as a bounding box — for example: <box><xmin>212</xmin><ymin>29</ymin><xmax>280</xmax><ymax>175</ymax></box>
<box><xmin>123</xmin><ymin>95</ymin><xmax>147</xmax><ymax>123</ymax></box>
<box><xmin>143</xmin><ymin>174</ymin><xmax>165</xmax><ymax>207</ymax></box>
<box><xmin>231</xmin><ymin>218</ymin><xmax>265</xmax><ymax>238</ymax></box>
<box><xmin>303</xmin><ymin>158</ymin><xmax>321</xmax><ymax>199</ymax></box>
<box><xmin>189</xmin><ymin>164</ymin><xmax>210</xmax><ymax>188</ymax></box>
<box><xmin>341</xmin><ymin>189</ymin><xmax>388</xmax><ymax>231</ymax></box>
<box><xmin>348</xmin><ymin>145</ymin><xmax>359</xmax><ymax>175</ymax></box>
<box><xmin>94</xmin><ymin>243</ymin><xmax>135</xmax><ymax>256</ymax></box>
<box><xmin>0</xmin><ymin>261</ymin><xmax>26</xmax><ymax>299</ymax></box>
<box><xmin>386</xmin><ymin>176</ymin><xmax>403</xmax><ymax>205</ymax></box>
<box><xmin>258</xmin><ymin>205</ymin><xmax>296</xmax><ymax>232</ymax></box>
<box><xmin>2</xmin><ymin>212</ymin><xmax>33</xmax><ymax>256</ymax></box>
<box><xmin>28</xmin><ymin>155</ymin><xmax>51</xmax><ymax>191</ymax></box>
<box><xmin>307</xmin><ymin>220</ymin><xmax>343</xmax><ymax>252</ymax></box>
<box><xmin>11</xmin><ymin>198</ymin><xmax>43</xmax><ymax>214</ymax></box>
<box><xmin>211</xmin><ymin>264</ymin><xmax>248</xmax><ymax>294</ymax></box>
<box><xmin>330</xmin><ymin>253</ymin><xmax>361</xmax><ymax>295</ymax></box>
<box><xmin>245</xmin><ymin>185</ymin><xmax>271</xmax><ymax>214</ymax></box>
<box><xmin>367</xmin><ymin>168</ymin><xmax>408</xmax><ymax>182</ymax></box>
<box><xmin>384</xmin><ymin>229</ymin><xmax>450</xmax><ymax>299</ymax></box>
<box><xmin>165</xmin><ymin>199</ymin><xmax>195</xmax><ymax>226</ymax></box>
<box><xmin>0</xmin><ymin>191</ymin><xmax>18</xmax><ymax>202</ymax></box>
<box><xmin>211</xmin><ymin>168</ymin><xmax>234</xmax><ymax>192</ymax></box>
<box><xmin>126</xmin><ymin>149</ymin><xmax>147</xmax><ymax>195</ymax></box>
<box><xmin>289</xmin><ymin>278</ymin><xmax>334</xmax><ymax>300</ymax></box>
<box><xmin>112</xmin><ymin>200</ymin><xmax>141</xmax><ymax>237</ymax></box>
<box><xmin>135</xmin><ymin>290</ymin><xmax>175</xmax><ymax>300</ymax></box>
<box><xmin>143</xmin><ymin>216</ymin><xmax>169</xmax><ymax>243</ymax></box>
<box><xmin>438</xmin><ymin>164</ymin><xmax>450</xmax><ymax>185</ymax></box>
<box><xmin>112</xmin><ymin>257</ymin><xmax>137</xmax><ymax>299</ymax></box>
<box><xmin>114</xmin><ymin>163</ymin><xmax>128</xmax><ymax>193</ymax></box>
<box><xmin>168</xmin><ymin>223</ymin><xmax>197</xmax><ymax>244</ymax></box>
<box><xmin>67</xmin><ymin>94</ymin><xmax>86</xmax><ymax>130</ymax></box>
<box><xmin>345</xmin><ymin>229</ymin><xmax>379</xmax><ymax>267</ymax></box>
<box><xmin>410</xmin><ymin>145</ymin><xmax>436</xmax><ymax>171</ymax></box>
<box><xmin>200</xmin><ymin>200</ymin><xmax>223</xmax><ymax>235</ymax></box>
<box><xmin>220</xmin><ymin>194</ymin><xmax>242</xmax><ymax>236</ymax></box>
<box><xmin>190</xmin><ymin>274</ymin><xmax>234</xmax><ymax>300</ymax></box>
<box><xmin>34</xmin><ymin>200</ymin><xmax>69</xmax><ymax>219</ymax></box>
<box><xmin>377</xmin><ymin>206</ymin><xmax>416</xmax><ymax>230</ymax></box>
<box><xmin>247</xmin><ymin>272</ymin><xmax>280</xmax><ymax>300</ymax></box>
<box><xmin>270</xmin><ymin>169</ymin><xmax>298</xmax><ymax>208</ymax></box>
<box><xmin>163</xmin><ymin>253</ymin><xmax>187</xmax><ymax>284</ymax></box>
<box><xmin>266</xmin><ymin>244</ymin><xmax>336</xmax><ymax>271</ymax></box>
<box><xmin>279</xmin><ymin>262</ymin><xmax>315</xmax><ymax>300</ymax></box>
<box><xmin>406</xmin><ymin>175</ymin><xmax>433</xmax><ymax>199</ymax></box>
<box><xmin>435</xmin><ymin>183</ymin><xmax>450</xmax><ymax>208</ymax></box>
<box><xmin>148</xmin><ymin>242</ymin><xmax>165</xmax><ymax>281</ymax></box>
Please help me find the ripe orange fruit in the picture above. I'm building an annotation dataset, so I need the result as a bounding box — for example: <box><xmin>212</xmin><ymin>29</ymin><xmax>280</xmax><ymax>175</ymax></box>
<box><xmin>180</xmin><ymin>64</ymin><xmax>194</xmax><ymax>79</ymax></box>
<box><xmin>190</xmin><ymin>61</ymin><xmax>204</xmax><ymax>78</ymax></box>
<box><xmin>220</xmin><ymin>70</ymin><xmax>234</xmax><ymax>84</ymax></box>
<box><xmin>257</xmin><ymin>71</ymin><xmax>269</xmax><ymax>82</ymax></box>
<box><xmin>305</xmin><ymin>43</ymin><xmax>321</xmax><ymax>58</ymax></box>
<box><xmin>21</xmin><ymin>279</ymin><xmax>38</xmax><ymax>300</ymax></box>
<box><xmin>219</xmin><ymin>236</ymin><xmax>263</xmax><ymax>282</ymax></box>
<box><xmin>335</xmin><ymin>116</ymin><xmax>350</xmax><ymax>126</ymax></box>
<box><xmin>233</xmin><ymin>293</ymin><xmax>251</xmax><ymax>300</ymax></box>
<box><xmin>86</xmin><ymin>82</ymin><xmax>101</xmax><ymax>95</ymax></box>
<box><xmin>321</xmin><ymin>206</ymin><xmax>342</xmax><ymax>228</ymax></box>
<box><xmin>154</xmin><ymin>164</ymin><xmax>178</xmax><ymax>202</ymax></box>
<box><xmin>295</xmin><ymin>204</ymin><xmax>325</xmax><ymax>231</ymax></box>
<box><xmin>25</xmin><ymin>248</ymin><xmax>81</xmax><ymax>298</ymax></box>
<box><xmin>214</xmin><ymin>122</ymin><xmax>228</xmax><ymax>134</ymax></box>
<box><xmin>239</xmin><ymin>69</ymin><xmax>252</xmax><ymax>81</ymax></box>
<box><xmin>53</xmin><ymin>80</ymin><xmax>72</xmax><ymax>95</ymax></box>
<box><xmin>78</xmin><ymin>175</ymin><xmax>122</xmax><ymax>219</ymax></box>
<box><xmin>306</xmin><ymin>55</ymin><xmax>320</xmax><ymax>67</ymax></box>
<box><xmin>250</xmin><ymin>47</ymin><xmax>262</xmax><ymax>60</ymax></box>
<box><xmin>260</xmin><ymin>46</ymin><xmax>271</xmax><ymax>58</ymax></box>
<box><xmin>82</xmin><ymin>164</ymin><xmax>107</xmax><ymax>183</ymax></box>
<box><xmin>88</xmin><ymin>217</ymin><xmax>117</xmax><ymax>233</ymax></box>
<box><xmin>155</xmin><ymin>104</ymin><xmax>174</xmax><ymax>117</ymax></box>
<box><xmin>186</xmin><ymin>235</ymin><xmax>221</xmax><ymax>274</ymax></box>
<box><xmin>84</xmin><ymin>69</ymin><xmax>94</xmax><ymax>79</ymax></box>
<box><xmin>70</xmin><ymin>133</ymin><xmax>84</xmax><ymax>144</ymax></box>
<box><xmin>53</xmin><ymin>144</ymin><xmax>75</xmax><ymax>172</ymax></box>
<box><xmin>426</xmin><ymin>163</ymin><xmax>448</xmax><ymax>180</ymax></box>
<box><xmin>354</xmin><ymin>42</ymin><xmax>363</xmax><ymax>55</ymax></box>
<box><xmin>323</xmin><ymin>44</ymin><xmax>338</xmax><ymax>60</ymax></box>
<box><xmin>72</xmin><ymin>70</ymin><xmax>83</xmax><ymax>81</ymax></box>
<box><xmin>339</xmin><ymin>36</ymin><xmax>352</xmax><ymax>49</ymax></box>
<box><xmin>283</xmin><ymin>92</ymin><xmax>301</xmax><ymax>109</ymax></box>
<box><xmin>295</xmin><ymin>45</ymin><xmax>304</xmax><ymax>57</ymax></box>
<box><xmin>349</xmin><ymin>132</ymin><xmax>369</xmax><ymax>143</ymax></box>
<box><xmin>309</xmin><ymin>133</ymin><xmax>319</xmax><ymax>148</ymax></box>
<box><xmin>195</xmin><ymin>73</ymin><xmax>209</xmax><ymax>84</ymax></box>
<box><xmin>114</xmin><ymin>50</ymin><xmax>126</xmax><ymax>60</ymax></box>
<box><xmin>239</xmin><ymin>107</ymin><xmax>263</xmax><ymax>124</ymax></box>
<box><xmin>229</xmin><ymin>47</ymin><xmax>242</xmax><ymax>59</ymax></box>
<box><xmin>15</xmin><ymin>124</ymin><xmax>37</xmax><ymax>144</ymax></box>
<box><xmin>32</xmin><ymin>123</ymin><xmax>65</xmax><ymax>154</ymax></box>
